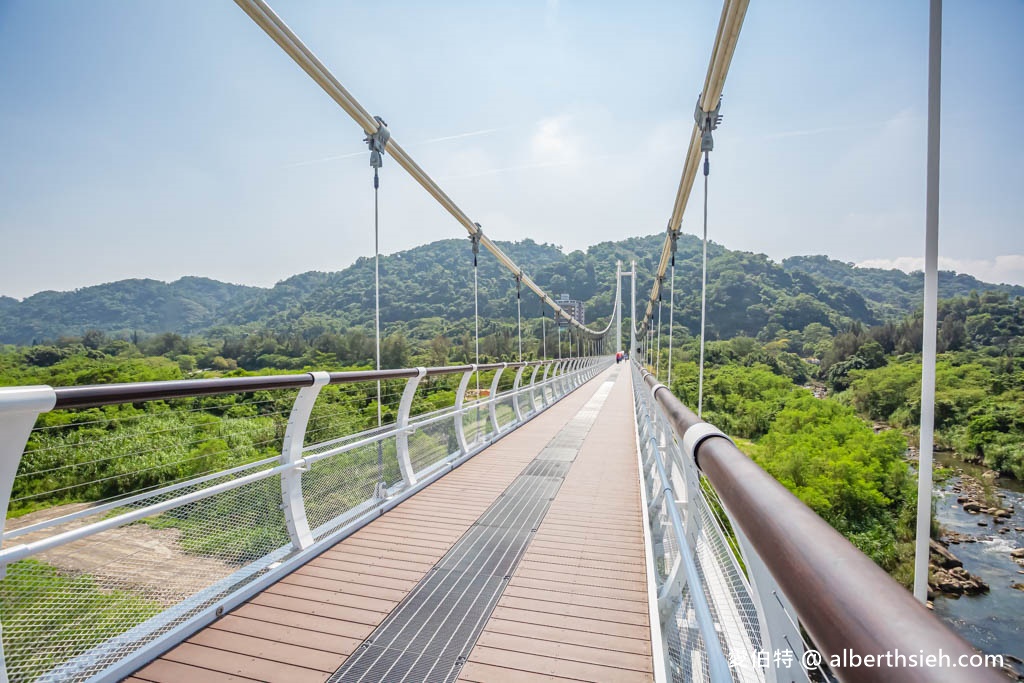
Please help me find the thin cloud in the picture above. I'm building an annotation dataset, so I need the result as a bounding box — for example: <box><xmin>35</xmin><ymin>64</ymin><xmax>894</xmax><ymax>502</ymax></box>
<box><xmin>419</xmin><ymin>127</ymin><xmax>508</xmax><ymax>145</ymax></box>
<box><xmin>761</xmin><ymin>112</ymin><xmax>916</xmax><ymax>141</ymax></box>
<box><xmin>545</xmin><ymin>0</ymin><xmax>560</xmax><ymax>30</ymax></box>
<box><xmin>282</xmin><ymin>126</ymin><xmax>509</xmax><ymax>169</ymax></box>
<box><xmin>764</xmin><ymin>123</ymin><xmax>877</xmax><ymax>140</ymax></box>
<box><xmin>441</xmin><ymin>152</ymin><xmax>624</xmax><ymax>181</ymax></box>
<box><xmin>283</xmin><ymin>150</ymin><xmax>365</xmax><ymax>169</ymax></box>
<box><xmin>858</xmin><ymin>255</ymin><xmax>1024</xmax><ymax>286</ymax></box>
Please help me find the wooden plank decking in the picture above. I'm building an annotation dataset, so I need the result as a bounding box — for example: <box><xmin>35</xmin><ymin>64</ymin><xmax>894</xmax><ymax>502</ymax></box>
<box><xmin>127</xmin><ymin>366</ymin><xmax>651</xmax><ymax>683</ymax></box>
<box><xmin>458</xmin><ymin>365</ymin><xmax>653</xmax><ymax>683</ymax></box>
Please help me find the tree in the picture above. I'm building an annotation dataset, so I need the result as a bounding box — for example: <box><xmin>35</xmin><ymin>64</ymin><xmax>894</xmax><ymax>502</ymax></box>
<box><xmin>429</xmin><ymin>334</ymin><xmax>450</xmax><ymax>367</ymax></box>
<box><xmin>81</xmin><ymin>329</ymin><xmax>106</xmax><ymax>350</ymax></box>
<box><xmin>381</xmin><ymin>333</ymin><xmax>409</xmax><ymax>369</ymax></box>
<box><xmin>24</xmin><ymin>346</ymin><xmax>62</xmax><ymax>367</ymax></box>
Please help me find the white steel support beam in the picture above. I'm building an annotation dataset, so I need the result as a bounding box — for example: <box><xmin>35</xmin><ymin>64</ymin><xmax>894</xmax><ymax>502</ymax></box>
<box><xmin>914</xmin><ymin>0</ymin><xmax>943</xmax><ymax>604</ymax></box>
<box><xmin>453</xmin><ymin>365</ymin><xmax>477</xmax><ymax>454</ymax></box>
<box><xmin>511</xmin><ymin>365</ymin><xmax>527</xmax><ymax>422</ymax></box>
<box><xmin>540</xmin><ymin>363</ymin><xmax>552</xmax><ymax>406</ymax></box>
<box><xmin>0</xmin><ymin>386</ymin><xmax>56</xmax><ymax>683</ymax></box>
<box><xmin>488</xmin><ymin>365</ymin><xmax>507</xmax><ymax>435</ymax></box>
<box><xmin>527</xmin><ymin>365</ymin><xmax>541</xmax><ymax>413</ymax></box>
<box><xmin>395</xmin><ymin>367</ymin><xmax>427</xmax><ymax>487</ymax></box>
<box><xmin>280</xmin><ymin>371</ymin><xmax>330</xmax><ymax>551</ymax></box>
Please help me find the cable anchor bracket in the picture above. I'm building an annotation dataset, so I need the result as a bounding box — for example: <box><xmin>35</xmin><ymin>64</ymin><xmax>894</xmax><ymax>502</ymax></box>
<box><xmin>694</xmin><ymin>95</ymin><xmax>722</xmax><ymax>152</ymax></box>
<box><xmin>364</xmin><ymin>116</ymin><xmax>390</xmax><ymax>187</ymax></box>
<box><xmin>668</xmin><ymin>227</ymin><xmax>679</xmax><ymax>267</ymax></box>
<box><xmin>470</xmin><ymin>224</ymin><xmax>483</xmax><ymax>267</ymax></box>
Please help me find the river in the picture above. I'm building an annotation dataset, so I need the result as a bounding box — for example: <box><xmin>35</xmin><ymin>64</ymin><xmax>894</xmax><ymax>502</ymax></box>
<box><xmin>931</xmin><ymin>450</ymin><xmax>1024</xmax><ymax>665</ymax></box>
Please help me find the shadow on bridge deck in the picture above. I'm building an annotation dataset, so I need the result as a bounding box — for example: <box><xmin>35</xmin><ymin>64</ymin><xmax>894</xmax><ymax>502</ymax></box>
<box><xmin>125</xmin><ymin>365</ymin><xmax>653</xmax><ymax>683</ymax></box>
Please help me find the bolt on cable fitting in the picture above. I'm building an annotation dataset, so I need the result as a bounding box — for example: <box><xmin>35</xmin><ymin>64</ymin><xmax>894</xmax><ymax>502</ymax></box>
<box><xmin>470</xmin><ymin>224</ymin><xmax>483</xmax><ymax>267</ymax></box>
<box><xmin>365</xmin><ymin>116</ymin><xmax>390</xmax><ymax>170</ymax></box>
<box><xmin>694</xmin><ymin>95</ymin><xmax>722</xmax><ymax>154</ymax></box>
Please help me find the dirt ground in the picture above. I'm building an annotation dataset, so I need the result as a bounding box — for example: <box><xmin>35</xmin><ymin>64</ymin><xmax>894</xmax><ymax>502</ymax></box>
<box><xmin>6</xmin><ymin>503</ymin><xmax>235</xmax><ymax>606</ymax></box>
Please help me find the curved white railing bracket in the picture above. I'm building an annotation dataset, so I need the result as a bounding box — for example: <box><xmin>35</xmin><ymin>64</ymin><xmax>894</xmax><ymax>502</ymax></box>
<box><xmin>280</xmin><ymin>371</ymin><xmax>331</xmax><ymax>551</ymax></box>
<box><xmin>395</xmin><ymin>367</ymin><xmax>428</xmax><ymax>487</ymax></box>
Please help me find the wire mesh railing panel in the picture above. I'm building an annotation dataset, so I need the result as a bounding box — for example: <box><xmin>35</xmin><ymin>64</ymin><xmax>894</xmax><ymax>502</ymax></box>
<box><xmin>12</xmin><ymin>392</ymin><xmax>294</xmax><ymax>518</ymax></box>
<box><xmin>694</xmin><ymin>481</ymin><xmax>764</xmax><ymax>654</ymax></box>
<box><xmin>1</xmin><ymin>462</ymin><xmax>288</xmax><ymax>683</ymax></box>
<box><xmin>631</xmin><ymin>363</ymin><xmax>765</xmax><ymax>683</ymax></box>
<box><xmin>493</xmin><ymin>394</ymin><xmax>517</xmax><ymax>431</ymax></box>
<box><xmin>461</xmin><ymin>399</ymin><xmax>492</xmax><ymax>446</ymax></box>
<box><xmin>303</xmin><ymin>437</ymin><xmax>399</xmax><ymax>540</ymax></box>
<box><xmin>407</xmin><ymin>414</ymin><xmax>458</xmax><ymax>476</ymax></box>
<box><xmin>650</xmin><ymin>402</ymin><xmax>766</xmax><ymax>682</ymax></box>
<box><xmin>666</xmin><ymin>589</ymin><xmax>712</xmax><ymax>683</ymax></box>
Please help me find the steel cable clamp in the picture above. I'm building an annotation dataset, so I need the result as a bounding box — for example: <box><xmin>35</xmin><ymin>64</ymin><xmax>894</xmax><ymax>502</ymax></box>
<box><xmin>681</xmin><ymin>422</ymin><xmax>733</xmax><ymax>468</ymax></box>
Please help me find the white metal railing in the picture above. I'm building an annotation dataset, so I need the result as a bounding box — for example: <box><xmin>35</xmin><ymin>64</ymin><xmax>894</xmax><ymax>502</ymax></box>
<box><xmin>0</xmin><ymin>357</ymin><xmax>610</xmax><ymax>683</ymax></box>
<box><xmin>631</xmin><ymin>363</ymin><xmax>809</xmax><ymax>683</ymax></box>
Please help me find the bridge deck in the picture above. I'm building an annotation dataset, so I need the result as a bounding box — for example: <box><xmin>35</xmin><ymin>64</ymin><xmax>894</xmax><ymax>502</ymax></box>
<box><xmin>126</xmin><ymin>365</ymin><xmax>652</xmax><ymax>683</ymax></box>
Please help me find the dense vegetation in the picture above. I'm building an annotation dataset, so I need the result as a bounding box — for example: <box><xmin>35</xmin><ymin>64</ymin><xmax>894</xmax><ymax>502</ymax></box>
<box><xmin>822</xmin><ymin>291</ymin><xmax>1024</xmax><ymax>479</ymax></box>
<box><xmin>665</xmin><ymin>339</ymin><xmax>917</xmax><ymax>583</ymax></box>
<box><xmin>7</xmin><ymin>234</ymin><xmax>1023</xmax><ymax>347</ymax></box>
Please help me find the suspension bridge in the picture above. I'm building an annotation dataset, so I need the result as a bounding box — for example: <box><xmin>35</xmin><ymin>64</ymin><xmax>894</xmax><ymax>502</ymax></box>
<box><xmin>0</xmin><ymin>1</ymin><xmax>1009</xmax><ymax>682</ymax></box>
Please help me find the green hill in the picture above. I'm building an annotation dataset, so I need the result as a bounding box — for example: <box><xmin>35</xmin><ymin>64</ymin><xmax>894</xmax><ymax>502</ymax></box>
<box><xmin>1</xmin><ymin>235</ymin><xmax>1020</xmax><ymax>346</ymax></box>
<box><xmin>783</xmin><ymin>255</ymin><xmax>1024</xmax><ymax>320</ymax></box>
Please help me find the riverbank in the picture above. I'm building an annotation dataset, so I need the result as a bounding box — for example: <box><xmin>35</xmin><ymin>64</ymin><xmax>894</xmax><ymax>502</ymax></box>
<box><xmin>931</xmin><ymin>450</ymin><xmax>1024</xmax><ymax>675</ymax></box>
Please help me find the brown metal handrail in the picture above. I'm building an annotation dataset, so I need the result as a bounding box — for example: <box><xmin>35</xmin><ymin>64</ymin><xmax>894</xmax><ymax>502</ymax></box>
<box><xmin>638</xmin><ymin>367</ymin><xmax>1005</xmax><ymax>683</ymax></box>
<box><xmin>51</xmin><ymin>359</ymin><xmax>574</xmax><ymax>410</ymax></box>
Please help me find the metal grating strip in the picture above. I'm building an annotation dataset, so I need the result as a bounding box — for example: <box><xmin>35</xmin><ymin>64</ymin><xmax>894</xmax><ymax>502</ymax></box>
<box><xmin>329</xmin><ymin>370</ymin><xmax>620</xmax><ymax>682</ymax></box>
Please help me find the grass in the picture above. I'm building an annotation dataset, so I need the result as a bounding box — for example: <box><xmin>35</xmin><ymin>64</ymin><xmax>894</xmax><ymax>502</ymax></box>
<box><xmin>0</xmin><ymin>559</ymin><xmax>161</xmax><ymax>682</ymax></box>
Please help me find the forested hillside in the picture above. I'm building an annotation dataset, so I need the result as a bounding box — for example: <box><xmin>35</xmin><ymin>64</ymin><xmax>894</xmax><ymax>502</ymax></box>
<box><xmin>784</xmin><ymin>255</ymin><xmax>1024</xmax><ymax>320</ymax></box>
<box><xmin>4</xmin><ymin>234</ymin><xmax>1021</xmax><ymax>346</ymax></box>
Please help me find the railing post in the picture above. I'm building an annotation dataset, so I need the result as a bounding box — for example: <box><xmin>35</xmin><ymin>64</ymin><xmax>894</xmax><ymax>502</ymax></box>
<box><xmin>0</xmin><ymin>386</ymin><xmax>56</xmax><ymax>683</ymax></box>
<box><xmin>280</xmin><ymin>371</ymin><xmax>330</xmax><ymax>551</ymax></box>
<box><xmin>488</xmin><ymin>363</ymin><xmax>507</xmax><ymax>435</ymax></box>
<box><xmin>527</xmin><ymin>364</ymin><xmax>541</xmax><ymax>414</ymax></box>
<box><xmin>396</xmin><ymin>367</ymin><xmax>427</xmax><ymax>487</ymax></box>
<box><xmin>511</xmin><ymin>365</ymin><xmax>527</xmax><ymax>423</ymax></box>
<box><xmin>540</xmin><ymin>362</ymin><xmax>552</xmax><ymax>406</ymax></box>
<box><xmin>454</xmin><ymin>365</ymin><xmax>476</xmax><ymax>455</ymax></box>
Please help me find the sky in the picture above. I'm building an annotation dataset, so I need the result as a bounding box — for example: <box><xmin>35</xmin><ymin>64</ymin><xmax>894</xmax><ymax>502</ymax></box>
<box><xmin>1</xmin><ymin>0</ymin><xmax>1022</xmax><ymax>300</ymax></box>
